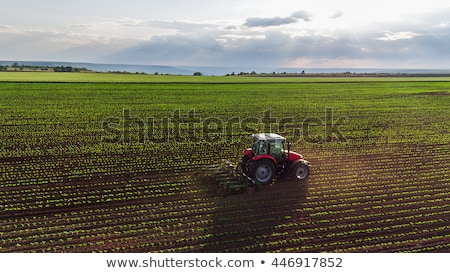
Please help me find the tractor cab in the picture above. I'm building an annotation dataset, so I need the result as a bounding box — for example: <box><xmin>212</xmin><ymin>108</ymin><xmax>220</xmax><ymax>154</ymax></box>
<box><xmin>251</xmin><ymin>133</ymin><xmax>287</xmax><ymax>164</ymax></box>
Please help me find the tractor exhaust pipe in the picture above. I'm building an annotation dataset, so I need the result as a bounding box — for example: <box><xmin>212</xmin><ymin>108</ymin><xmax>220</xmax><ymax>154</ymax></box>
<box><xmin>287</xmin><ymin>142</ymin><xmax>291</xmax><ymax>159</ymax></box>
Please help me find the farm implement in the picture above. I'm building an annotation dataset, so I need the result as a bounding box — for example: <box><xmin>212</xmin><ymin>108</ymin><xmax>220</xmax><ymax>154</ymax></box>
<box><xmin>204</xmin><ymin>159</ymin><xmax>262</xmax><ymax>196</ymax></box>
<box><xmin>198</xmin><ymin>133</ymin><xmax>311</xmax><ymax>196</ymax></box>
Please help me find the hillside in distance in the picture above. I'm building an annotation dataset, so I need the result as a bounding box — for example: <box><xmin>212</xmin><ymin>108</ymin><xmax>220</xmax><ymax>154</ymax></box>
<box><xmin>0</xmin><ymin>61</ymin><xmax>195</xmax><ymax>75</ymax></box>
<box><xmin>2</xmin><ymin>60</ymin><xmax>450</xmax><ymax>76</ymax></box>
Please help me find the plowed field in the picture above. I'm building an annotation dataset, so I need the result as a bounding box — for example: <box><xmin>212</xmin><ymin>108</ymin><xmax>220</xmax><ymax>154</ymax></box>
<box><xmin>1</xmin><ymin>75</ymin><xmax>449</xmax><ymax>252</ymax></box>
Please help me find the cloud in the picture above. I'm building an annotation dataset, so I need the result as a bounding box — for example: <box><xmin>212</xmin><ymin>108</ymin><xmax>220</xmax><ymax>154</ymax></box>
<box><xmin>222</xmin><ymin>25</ymin><xmax>240</xmax><ymax>31</ymax></box>
<box><xmin>102</xmin><ymin>29</ymin><xmax>369</xmax><ymax>67</ymax></box>
<box><xmin>102</xmin><ymin>30</ymin><xmax>296</xmax><ymax>66</ymax></box>
<box><xmin>85</xmin><ymin>17</ymin><xmax>450</xmax><ymax>69</ymax></box>
<box><xmin>103</xmin><ymin>34</ymin><xmax>225</xmax><ymax>66</ymax></box>
<box><xmin>69</xmin><ymin>24</ymin><xmax>92</xmax><ymax>29</ymax></box>
<box><xmin>437</xmin><ymin>22</ymin><xmax>450</xmax><ymax>28</ymax></box>
<box><xmin>376</xmin><ymin>31</ymin><xmax>422</xmax><ymax>41</ymax></box>
<box><xmin>291</xmin><ymin>10</ymin><xmax>313</xmax><ymax>21</ymax></box>
<box><xmin>4</xmin><ymin>7</ymin><xmax>450</xmax><ymax>69</ymax></box>
<box><xmin>0</xmin><ymin>24</ymin><xmax>16</xmax><ymax>32</ymax></box>
<box><xmin>0</xmin><ymin>28</ymin><xmax>132</xmax><ymax>62</ymax></box>
<box><xmin>329</xmin><ymin>11</ymin><xmax>343</xmax><ymax>19</ymax></box>
<box><xmin>244</xmin><ymin>10</ymin><xmax>312</xmax><ymax>27</ymax></box>
<box><xmin>70</xmin><ymin>17</ymin><xmax>220</xmax><ymax>40</ymax></box>
<box><xmin>244</xmin><ymin>16</ymin><xmax>297</xmax><ymax>27</ymax></box>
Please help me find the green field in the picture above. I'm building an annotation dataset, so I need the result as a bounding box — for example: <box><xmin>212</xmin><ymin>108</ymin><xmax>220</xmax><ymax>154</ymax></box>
<box><xmin>0</xmin><ymin>73</ymin><xmax>449</xmax><ymax>252</ymax></box>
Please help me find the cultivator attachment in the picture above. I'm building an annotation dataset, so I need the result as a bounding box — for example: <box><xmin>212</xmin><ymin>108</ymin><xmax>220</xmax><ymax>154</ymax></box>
<box><xmin>196</xmin><ymin>159</ymin><xmax>261</xmax><ymax>196</ymax></box>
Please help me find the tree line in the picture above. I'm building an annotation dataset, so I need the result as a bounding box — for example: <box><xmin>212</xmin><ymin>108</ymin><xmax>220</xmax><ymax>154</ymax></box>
<box><xmin>0</xmin><ymin>63</ymin><xmax>89</xmax><ymax>72</ymax></box>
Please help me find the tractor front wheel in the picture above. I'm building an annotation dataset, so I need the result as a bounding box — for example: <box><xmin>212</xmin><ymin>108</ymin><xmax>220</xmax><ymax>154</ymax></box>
<box><xmin>249</xmin><ymin>159</ymin><xmax>275</xmax><ymax>184</ymax></box>
<box><xmin>291</xmin><ymin>161</ymin><xmax>309</xmax><ymax>181</ymax></box>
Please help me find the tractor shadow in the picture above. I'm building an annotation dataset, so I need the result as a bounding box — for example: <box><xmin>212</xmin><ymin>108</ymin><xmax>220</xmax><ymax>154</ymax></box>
<box><xmin>193</xmin><ymin>172</ymin><xmax>309</xmax><ymax>252</ymax></box>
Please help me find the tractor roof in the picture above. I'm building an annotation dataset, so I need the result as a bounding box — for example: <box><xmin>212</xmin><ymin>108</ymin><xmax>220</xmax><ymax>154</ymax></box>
<box><xmin>252</xmin><ymin>133</ymin><xmax>286</xmax><ymax>141</ymax></box>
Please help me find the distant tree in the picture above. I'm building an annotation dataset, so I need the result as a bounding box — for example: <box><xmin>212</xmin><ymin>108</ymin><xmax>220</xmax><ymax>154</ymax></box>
<box><xmin>12</xmin><ymin>62</ymin><xmax>19</xmax><ymax>68</ymax></box>
<box><xmin>54</xmin><ymin>66</ymin><xmax>73</xmax><ymax>72</ymax></box>
<box><xmin>193</xmin><ymin>72</ymin><xmax>203</xmax><ymax>76</ymax></box>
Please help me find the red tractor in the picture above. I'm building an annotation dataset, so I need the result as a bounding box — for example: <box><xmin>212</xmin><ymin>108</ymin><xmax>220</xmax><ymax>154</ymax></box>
<box><xmin>200</xmin><ymin>133</ymin><xmax>310</xmax><ymax>196</ymax></box>
<box><xmin>239</xmin><ymin>133</ymin><xmax>310</xmax><ymax>184</ymax></box>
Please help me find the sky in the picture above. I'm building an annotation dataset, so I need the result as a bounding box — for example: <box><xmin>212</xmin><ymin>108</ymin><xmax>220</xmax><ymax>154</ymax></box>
<box><xmin>1</xmin><ymin>0</ymin><xmax>450</xmax><ymax>69</ymax></box>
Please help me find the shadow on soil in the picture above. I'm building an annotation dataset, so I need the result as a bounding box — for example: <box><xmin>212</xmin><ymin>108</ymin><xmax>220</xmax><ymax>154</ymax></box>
<box><xmin>192</xmin><ymin>170</ymin><xmax>309</xmax><ymax>252</ymax></box>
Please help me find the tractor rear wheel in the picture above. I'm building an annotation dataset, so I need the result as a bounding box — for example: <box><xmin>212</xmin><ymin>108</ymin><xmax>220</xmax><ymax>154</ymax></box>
<box><xmin>249</xmin><ymin>159</ymin><xmax>275</xmax><ymax>184</ymax></box>
<box><xmin>291</xmin><ymin>161</ymin><xmax>309</xmax><ymax>181</ymax></box>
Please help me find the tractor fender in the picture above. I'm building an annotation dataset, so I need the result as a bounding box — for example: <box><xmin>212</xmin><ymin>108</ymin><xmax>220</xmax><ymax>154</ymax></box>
<box><xmin>242</xmin><ymin>148</ymin><xmax>252</xmax><ymax>157</ymax></box>
<box><xmin>286</xmin><ymin>151</ymin><xmax>303</xmax><ymax>161</ymax></box>
<box><xmin>251</xmin><ymin>154</ymin><xmax>279</xmax><ymax>169</ymax></box>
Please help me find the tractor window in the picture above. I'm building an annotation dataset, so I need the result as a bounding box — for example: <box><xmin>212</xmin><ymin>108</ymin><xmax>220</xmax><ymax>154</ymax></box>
<box><xmin>270</xmin><ymin>140</ymin><xmax>284</xmax><ymax>159</ymax></box>
<box><xmin>253</xmin><ymin>140</ymin><xmax>268</xmax><ymax>155</ymax></box>
<box><xmin>259</xmin><ymin>141</ymin><xmax>268</xmax><ymax>155</ymax></box>
<box><xmin>268</xmin><ymin>140</ymin><xmax>285</xmax><ymax>163</ymax></box>
<box><xmin>252</xmin><ymin>141</ymin><xmax>258</xmax><ymax>155</ymax></box>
